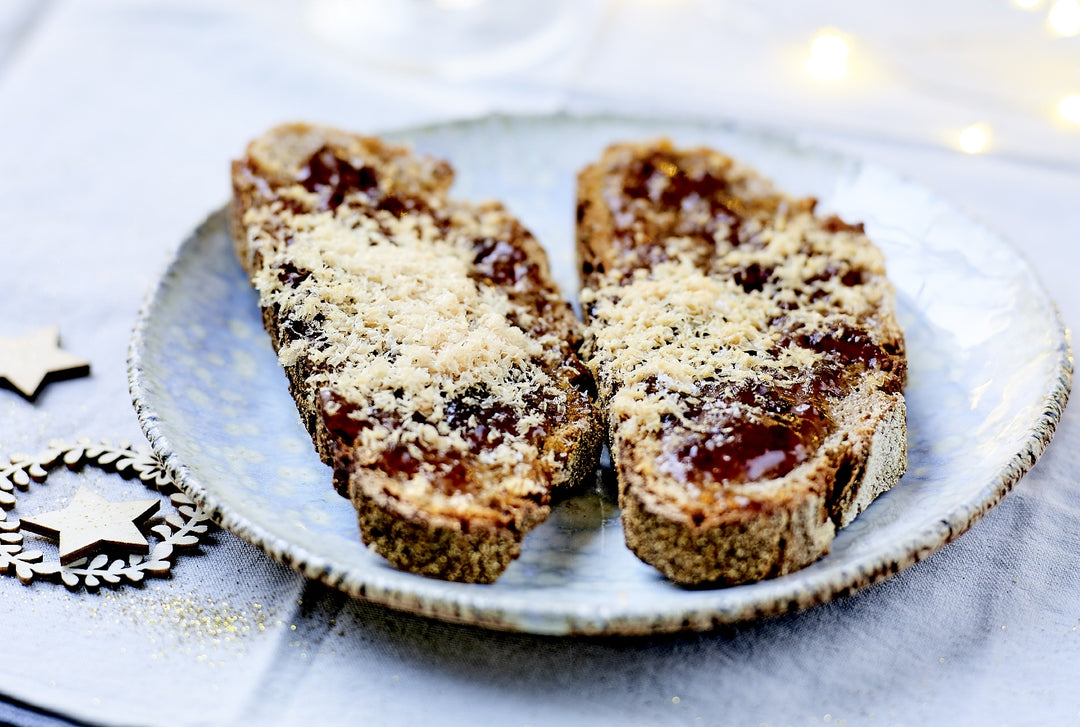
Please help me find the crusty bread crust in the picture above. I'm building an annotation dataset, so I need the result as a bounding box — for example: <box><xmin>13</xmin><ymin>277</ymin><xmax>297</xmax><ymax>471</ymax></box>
<box><xmin>577</xmin><ymin>140</ymin><xmax>907</xmax><ymax>585</ymax></box>
<box><xmin>231</xmin><ymin>123</ymin><xmax>602</xmax><ymax>583</ymax></box>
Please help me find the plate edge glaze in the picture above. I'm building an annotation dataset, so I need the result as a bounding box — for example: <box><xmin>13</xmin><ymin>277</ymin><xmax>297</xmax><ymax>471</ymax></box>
<box><xmin>127</xmin><ymin>113</ymin><xmax>1074</xmax><ymax>636</ymax></box>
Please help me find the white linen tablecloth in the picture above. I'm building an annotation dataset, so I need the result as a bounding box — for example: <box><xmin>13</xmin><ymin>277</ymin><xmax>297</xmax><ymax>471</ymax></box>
<box><xmin>0</xmin><ymin>1</ymin><xmax>1077</xmax><ymax>725</ymax></box>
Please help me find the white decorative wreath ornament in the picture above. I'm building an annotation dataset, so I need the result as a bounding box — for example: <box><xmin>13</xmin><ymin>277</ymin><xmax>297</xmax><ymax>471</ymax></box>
<box><xmin>0</xmin><ymin>439</ymin><xmax>213</xmax><ymax>588</ymax></box>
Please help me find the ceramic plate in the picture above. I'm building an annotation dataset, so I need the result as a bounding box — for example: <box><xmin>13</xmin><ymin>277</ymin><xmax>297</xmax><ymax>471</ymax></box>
<box><xmin>129</xmin><ymin>115</ymin><xmax>1071</xmax><ymax>635</ymax></box>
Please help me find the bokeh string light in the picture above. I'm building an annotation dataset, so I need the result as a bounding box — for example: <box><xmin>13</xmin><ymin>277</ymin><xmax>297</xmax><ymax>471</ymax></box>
<box><xmin>806</xmin><ymin>31</ymin><xmax>849</xmax><ymax>81</ymax></box>
<box><xmin>1048</xmin><ymin>0</ymin><xmax>1080</xmax><ymax>35</ymax></box>
<box><xmin>958</xmin><ymin>124</ymin><xmax>992</xmax><ymax>154</ymax></box>
<box><xmin>803</xmin><ymin>4</ymin><xmax>1078</xmax><ymax>160</ymax></box>
<box><xmin>1059</xmin><ymin>95</ymin><xmax>1080</xmax><ymax>124</ymax></box>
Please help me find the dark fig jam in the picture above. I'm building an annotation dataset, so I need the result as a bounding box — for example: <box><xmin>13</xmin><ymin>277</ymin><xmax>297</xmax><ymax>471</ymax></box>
<box><xmin>275</xmin><ymin>261</ymin><xmax>310</xmax><ymax>288</ymax></box>
<box><xmin>320</xmin><ymin>389</ymin><xmax>383</xmax><ymax>443</ymax></box>
<box><xmin>298</xmin><ymin>146</ymin><xmax>379</xmax><ymax>210</ymax></box>
<box><xmin>676</xmin><ymin>408</ymin><xmax>830</xmax><ymax>489</ymax></box>
<box><xmin>734</xmin><ymin>263</ymin><xmax>772</xmax><ymax>293</ymax></box>
<box><xmin>821</xmin><ymin>214</ymin><xmax>865</xmax><ymax>234</ymax></box>
<box><xmin>665</xmin><ymin>378</ymin><xmax>833</xmax><ymax>491</ymax></box>
<box><xmin>445</xmin><ymin>389</ymin><xmax>520</xmax><ymax>449</ymax></box>
<box><xmin>607</xmin><ymin>151</ymin><xmax>756</xmax><ymax>277</ymax></box>
<box><xmin>471</xmin><ymin>236</ymin><xmax>534</xmax><ymax>287</ymax></box>
<box><xmin>376</xmin><ymin>195</ymin><xmax>429</xmax><ymax>218</ymax></box>
<box><xmin>787</xmin><ymin>326</ymin><xmax>895</xmax><ymax>372</ymax></box>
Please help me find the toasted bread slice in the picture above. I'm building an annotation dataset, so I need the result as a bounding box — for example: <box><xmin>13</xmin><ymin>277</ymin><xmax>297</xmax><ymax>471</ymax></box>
<box><xmin>576</xmin><ymin>140</ymin><xmax>906</xmax><ymax>585</ymax></box>
<box><xmin>230</xmin><ymin>123</ymin><xmax>602</xmax><ymax>583</ymax></box>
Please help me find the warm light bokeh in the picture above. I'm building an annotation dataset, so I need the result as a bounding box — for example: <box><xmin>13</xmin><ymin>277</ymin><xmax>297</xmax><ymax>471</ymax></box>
<box><xmin>1059</xmin><ymin>94</ymin><xmax>1080</xmax><ymax>124</ymax></box>
<box><xmin>958</xmin><ymin>124</ymin><xmax>992</xmax><ymax>154</ymax></box>
<box><xmin>807</xmin><ymin>31</ymin><xmax>849</xmax><ymax>80</ymax></box>
<box><xmin>1048</xmin><ymin>0</ymin><xmax>1080</xmax><ymax>34</ymax></box>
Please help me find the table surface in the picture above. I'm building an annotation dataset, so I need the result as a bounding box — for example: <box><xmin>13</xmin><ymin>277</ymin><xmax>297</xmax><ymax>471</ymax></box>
<box><xmin>1</xmin><ymin>1</ymin><xmax>1078</xmax><ymax>725</ymax></box>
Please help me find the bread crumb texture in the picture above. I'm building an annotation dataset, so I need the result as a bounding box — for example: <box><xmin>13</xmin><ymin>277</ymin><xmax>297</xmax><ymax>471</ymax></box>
<box><xmin>232</xmin><ymin>124</ymin><xmax>596</xmax><ymax>525</ymax></box>
<box><xmin>579</xmin><ymin>139</ymin><xmax>905</xmax><ymax>526</ymax></box>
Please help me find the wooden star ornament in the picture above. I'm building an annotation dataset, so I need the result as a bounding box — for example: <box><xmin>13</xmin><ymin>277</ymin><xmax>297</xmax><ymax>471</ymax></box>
<box><xmin>20</xmin><ymin>487</ymin><xmax>160</xmax><ymax>564</ymax></box>
<box><xmin>0</xmin><ymin>326</ymin><xmax>90</xmax><ymax>400</ymax></box>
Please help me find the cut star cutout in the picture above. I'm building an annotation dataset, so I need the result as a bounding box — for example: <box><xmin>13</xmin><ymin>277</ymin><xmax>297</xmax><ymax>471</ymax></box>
<box><xmin>0</xmin><ymin>326</ymin><xmax>90</xmax><ymax>400</ymax></box>
<box><xmin>20</xmin><ymin>487</ymin><xmax>160</xmax><ymax>564</ymax></box>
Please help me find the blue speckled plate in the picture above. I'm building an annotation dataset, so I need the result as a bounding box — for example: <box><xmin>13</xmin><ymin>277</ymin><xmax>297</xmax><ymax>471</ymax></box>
<box><xmin>128</xmin><ymin>115</ymin><xmax>1071</xmax><ymax>635</ymax></box>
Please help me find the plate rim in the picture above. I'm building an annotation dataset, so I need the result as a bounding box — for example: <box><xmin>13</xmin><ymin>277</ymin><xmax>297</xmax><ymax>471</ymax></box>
<box><xmin>127</xmin><ymin>112</ymin><xmax>1074</xmax><ymax>636</ymax></box>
